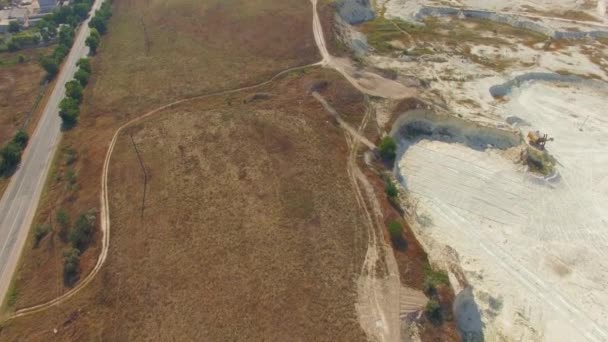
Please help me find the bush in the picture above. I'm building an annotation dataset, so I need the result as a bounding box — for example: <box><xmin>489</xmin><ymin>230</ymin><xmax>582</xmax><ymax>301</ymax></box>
<box><xmin>69</xmin><ymin>212</ymin><xmax>95</xmax><ymax>250</ymax></box>
<box><xmin>0</xmin><ymin>142</ymin><xmax>23</xmax><ymax>175</ymax></box>
<box><xmin>34</xmin><ymin>223</ymin><xmax>52</xmax><ymax>246</ymax></box>
<box><xmin>425</xmin><ymin>299</ymin><xmax>443</xmax><ymax>325</ymax></box>
<box><xmin>56</xmin><ymin>208</ymin><xmax>70</xmax><ymax>240</ymax></box>
<box><xmin>378</xmin><ymin>136</ymin><xmax>397</xmax><ymax>161</ymax></box>
<box><xmin>8</xmin><ymin>20</ymin><xmax>20</xmax><ymax>33</ymax></box>
<box><xmin>63</xmin><ymin>248</ymin><xmax>81</xmax><ymax>285</ymax></box>
<box><xmin>387</xmin><ymin>220</ymin><xmax>405</xmax><ymax>247</ymax></box>
<box><xmin>385</xmin><ymin>180</ymin><xmax>398</xmax><ymax>199</ymax></box>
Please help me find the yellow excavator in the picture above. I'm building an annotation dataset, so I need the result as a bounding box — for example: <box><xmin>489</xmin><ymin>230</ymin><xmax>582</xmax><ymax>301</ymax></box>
<box><xmin>527</xmin><ymin>131</ymin><xmax>553</xmax><ymax>150</ymax></box>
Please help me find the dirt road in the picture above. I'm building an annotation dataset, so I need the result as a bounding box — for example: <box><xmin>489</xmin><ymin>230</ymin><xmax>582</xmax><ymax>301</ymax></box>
<box><xmin>310</xmin><ymin>0</ymin><xmax>415</xmax><ymax>99</ymax></box>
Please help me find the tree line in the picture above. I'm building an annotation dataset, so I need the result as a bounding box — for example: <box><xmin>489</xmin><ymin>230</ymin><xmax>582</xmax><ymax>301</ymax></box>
<box><xmin>58</xmin><ymin>1</ymin><xmax>112</xmax><ymax>128</ymax></box>
<box><xmin>37</xmin><ymin>0</ymin><xmax>95</xmax><ymax>79</ymax></box>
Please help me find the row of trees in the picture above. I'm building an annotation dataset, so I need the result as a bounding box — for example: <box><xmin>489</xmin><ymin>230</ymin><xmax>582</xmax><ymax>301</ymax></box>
<box><xmin>58</xmin><ymin>2</ymin><xmax>112</xmax><ymax>284</ymax></box>
<box><xmin>59</xmin><ymin>58</ymin><xmax>91</xmax><ymax>127</ymax></box>
<box><xmin>85</xmin><ymin>1</ymin><xmax>112</xmax><ymax>54</ymax></box>
<box><xmin>0</xmin><ymin>131</ymin><xmax>29</xmax><ymax>176</ymax></box>
<box><xmin>58</xmin><ymin>1</ymin><xmax>112</xmax><ymax>127</ymax></box>
<box><xmin>38</xmin><ymin>0</ymin><xmax>95</xmax><ymax>79</ymax></box>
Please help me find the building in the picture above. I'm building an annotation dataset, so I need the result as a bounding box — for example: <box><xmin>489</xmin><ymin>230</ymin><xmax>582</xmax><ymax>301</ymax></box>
<box><xmin>37</xmin><ymin>0</ymin><xmax>59</xmax><ymax>13</ymax></box>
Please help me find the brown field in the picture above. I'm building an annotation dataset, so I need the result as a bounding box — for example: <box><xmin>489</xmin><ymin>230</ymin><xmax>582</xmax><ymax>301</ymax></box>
<box><xmin>0</xmin><ymin>46</ymin><xmax>54</xmax><ymax>196</ymax></box>
<box><xmin>0</xmin><ymin>47</ymin><xmax>51</xmax><ymax>146</ymax></box>
<box><xmin>2</xmin><ymin>0</ymin><xmax>462</xmax><ymax>339</ymax></box>
<box><xmin>0</xmin><ymin>68</ymin><xmax>373</xmax><ymax>341</ymax></box>
<box><xmin>7</xmin><ymin>0</ymin><xmax>324</xmax><ymax>311</ymax></box>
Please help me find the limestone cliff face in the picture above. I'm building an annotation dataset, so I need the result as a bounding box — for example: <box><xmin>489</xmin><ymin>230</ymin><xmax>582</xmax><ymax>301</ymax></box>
<box><xmin>335</xmin><ymin>0</ymin><xmax>375</xmax><ymax>25</ymax></box>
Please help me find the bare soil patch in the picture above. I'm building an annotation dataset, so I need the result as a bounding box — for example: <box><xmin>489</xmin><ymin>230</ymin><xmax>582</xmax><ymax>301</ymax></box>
<box><xmin>0</xmin><ymin>68</ymin><xmax>371</xmax><ymax>341</ymax></box>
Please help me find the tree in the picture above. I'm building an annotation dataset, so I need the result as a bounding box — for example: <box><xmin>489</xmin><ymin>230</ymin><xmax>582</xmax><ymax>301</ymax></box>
<box><xmin>65</xmin><ymin>80</ymin><xmax>84</xmax><ymax>102</ymax></box>
<box><xmin>85</xmin><ymin>28</ymin><xmax>100</xmax><ymax>54</ymax></box>
<box><xmin>8</xmin><ymin>20</ymin><xmax>20</xmax><ymax>33</ymax></box>
<box><xmin>59</xmin><ymin>97</ymin><xmax>80</xmax><ymax>127</ymax></box>
<box><xmin>0</xmin><ymin>142</ymin><xmax>22</xmax><ymax>174</ymax></box>
<box><xmin>378</xmin><ymin>136</ymin><xmax>397</xmax><ymax>161</ymax></box>
<box><xmin>40</xmin><ymin>56</ymin><xmax>59</xmax><ymax>79</ymax></box>
<box><xmin>76</xmin><ymin>58</ymin><xmax>91</xmax><ymax>73</ymax></box>
<box><xmin>13</xmin><ymin>130</ymin><xmax>28</xmax><ymax>149</ymax></box>
<box><xmin>58</xmin><ymin>25</ymin><xmax>74</xmax><ymax>47</ymax></box>
<box><xmin>74</xmin><ymin>68</ymin><xmax>90</xmax><ymax>86</ymax></box>
<box><xmin>88</xmin><ymin>15</ymin><xmax>107</xmax><ymax>34</ymax></box>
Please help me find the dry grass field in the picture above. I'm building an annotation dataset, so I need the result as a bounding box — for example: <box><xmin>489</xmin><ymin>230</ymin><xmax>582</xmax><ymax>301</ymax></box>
<box><xmin>7</xmin><ymin>0</ymin><xmax>324</xmax><ymax>310</ymax></box>
<box><xmin>0</xmin><ymin>47</ymin><xmax>51</xmax><ymax>146</ymax></box>
<box><xmin>0</xmin><ymin>68</ymin><xmax>373</xmax><ymax>341</ymax></box>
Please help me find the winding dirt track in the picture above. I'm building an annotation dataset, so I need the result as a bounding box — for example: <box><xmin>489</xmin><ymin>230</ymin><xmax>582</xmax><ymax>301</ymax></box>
<box><xmin>8</xmin><ymin>62</ymin><xmax>320</xmax><ymax>319</ymax></box>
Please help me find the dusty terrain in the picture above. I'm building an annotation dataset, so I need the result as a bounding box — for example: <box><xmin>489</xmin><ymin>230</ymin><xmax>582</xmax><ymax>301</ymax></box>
<box><xmin>334</xmin><ymin>0</ymin><xmax>608</xmax><ymax>340</ymax></box>
<box><xmin>7</xmin><ymin>0</ymin><xmax>322</xmax><ymax>311</ymax></box>
<box><xmin>0</xmin><ymin>67</ymin><xmax>376</xmax><ymax>341</ymax></box>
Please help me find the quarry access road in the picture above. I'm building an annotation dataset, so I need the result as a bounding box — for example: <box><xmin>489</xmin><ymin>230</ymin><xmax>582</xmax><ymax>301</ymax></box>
<box><xmin>311</xmin><ymin>0</ymin><xmax>415</xmax><ymax>100</ymax></box>
<box><xmin>0</xmin><ymin>0</ymin><xmax>106</xmax><ymax>310</ymax></box>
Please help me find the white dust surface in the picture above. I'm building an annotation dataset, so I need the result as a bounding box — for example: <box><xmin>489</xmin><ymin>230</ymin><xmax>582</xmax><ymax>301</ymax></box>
<box><xmin>397</xmin><ymin>82</ymin><xmax>608</xmax><ymax>341</ymax></box>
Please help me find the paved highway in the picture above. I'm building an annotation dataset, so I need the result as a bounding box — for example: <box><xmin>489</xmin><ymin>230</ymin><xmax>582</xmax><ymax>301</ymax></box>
<box><xmin>0</xmin><ymin>0</ymin><xmax>105</xmax><ymax>307</ymax></box>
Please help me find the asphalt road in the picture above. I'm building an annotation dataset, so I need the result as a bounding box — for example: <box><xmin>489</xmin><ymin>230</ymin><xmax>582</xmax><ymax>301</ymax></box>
<box><xmin>0</xmin><ymin>0</ymin><xmax>105</xmax><ymax>307</ymax></box>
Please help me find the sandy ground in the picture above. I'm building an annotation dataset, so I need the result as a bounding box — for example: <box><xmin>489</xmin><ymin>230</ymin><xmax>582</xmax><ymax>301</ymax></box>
<box><xmin>396</xmin><ymin>82</ymin><xmax>608</xmax><ymax>341</ymax></box>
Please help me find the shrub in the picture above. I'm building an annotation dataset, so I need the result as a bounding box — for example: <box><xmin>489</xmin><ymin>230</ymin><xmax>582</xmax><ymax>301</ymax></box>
<box><xmin>378</xmin><ymin>136</ymin><xmax>397</xmax><ymax>161</ymax></box>
<box><xmin>8</xmin><ymin>20</ymin><xmax>20</xmax><ymax>33</ymax></box>
<box><xmin>69</xmin><ymin>212</ymin><xmax>95</xmax><ymax>250</ymax></box>
<box><xmin>34</xmin><ymin>223</ymin><xmax>51</xmax><ymax>246</ymax></box>
<box><xmin>387</xmin><ymin>220</ymin><xmax>405</xmax><ymax>247</ymax></box>
<box><xmin>425</xmin><ymin>299</ymin><xmax>443</xmax><ymax>325</ymax></box>
<box><xmin>56</xmin><ymin>208</ymin><xmax>70</xmax><ymax>240</ymax></box>
<box><xmin>0</xmin><ymin>142</ymin><xmax>23</xmax><ymax>175</ymax></box>
<box><xmin>385</xmin><ymin>180</ymin><xmax>398</xmax><ymax>199</ymax></box>
<box><xmin>63</xmin><ymin>248</ymin><xmax>80</xmax><ymax>285</ymax></box>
